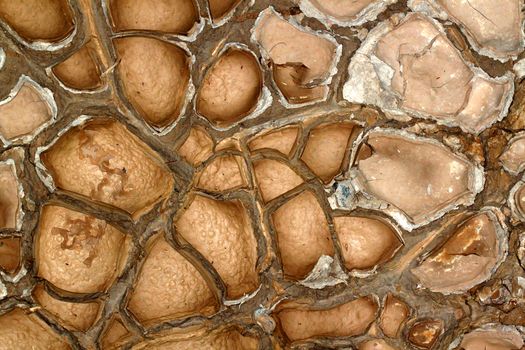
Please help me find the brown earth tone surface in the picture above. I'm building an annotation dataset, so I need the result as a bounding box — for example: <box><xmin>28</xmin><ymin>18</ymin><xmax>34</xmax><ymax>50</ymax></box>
<box><xmin>0</xmin><ymin>0</ymin><xmax>524</xmax><ymax>349</ymax></box>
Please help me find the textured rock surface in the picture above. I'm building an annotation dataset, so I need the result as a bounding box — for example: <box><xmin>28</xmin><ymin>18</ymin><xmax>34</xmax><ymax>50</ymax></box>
<box><xmin>0</xmin><ymin>309</ymin><xmax>71</xmax><ymax>349</ymax></box>
<box><xmin>249</xmin><ymin>125</ymin><xmax>299</xmax><ymax>156</ymax></box>
<box><xmin>0</xmin><ymin>79</ymin><xmax>53</xmax><ymax>141</ymax></box>
<box><xmin>409</xmin><ymin>0</ymin><xmax>524</xmax><ymax>60</ymax></box>
<box><xmin>275</xmin><ymin>296</ymin><xmax>378</xmax><ymax>341</ymax></box>
<box><xmin>344</xmin><ymin>13</ymin><xmax>514</xmax><ymax>133</ymax></box>
<box><xmin>334</xmin><ymin>215</ymin><xmax>402</xmax><ymax>271</ymax></box>
<box><xmin>0</xmin><ymin>1</ymin><xmax>524</xmax><ymax>349</ymax></box>
<box><xmin>52</xmin><ymin>43</ymin><xmax>102</xmax><ymax>91</ymax></box>
<box><xmin>0</xmin><ymin>237</ymin><xmax>20</xmax><ymax>273</ymax></box>
<box><xmin>412</xmin><ymin>210</ymin><xmax>507</xmax><ymax>293</ymax></box>
<box><xmin>0</xmin><ymin>0</ymin><xmax>73</xmax><ymax>42</ymax></box>
<box><xmin>126</xmin><ymin>234</ymin><xmax>218</xmax><ymax>325</ymax></box>
<box><xmin>354</xmin><ymin>131</ymin><xmax>481</xmax><ymax>228</ymax></box>
<box><xmin>40</xmin><ymin>119</ymin><xmax>174</xmax><ymax>219</ymax></box>
<box><xmin>36</xmin><ymin>205</ymin><xmax>128</xmax><ymax>294</ymax></box>
<box><xmin>0</xmin><ymin>162</ymin><xmax>20</xmax><ymax>229</ymax></box>
<box><xmin>109</xmin><ymin>0</ymin><xmax>198</xmax><ymax>35</ymax></box>
<box><xmin>114</xmin><ymin>37</ymin><xmax>191</xmax><ymax>129</ymax></box>
<box><xmin>197</xmin><ymin>48</ymin><xmax>262</xmax><ymax>127</ymax></box>
<box><xmin>197</xmin><ymin>155</ymin><xmax>247</xmax><ymax>192</ymax></box>
<box><xmin>33</xmin><ymin>285</ymin><xmax>100</xmax><ymax>332</ymax></box>
<box><xmin>272</xmin><ymin>190</ymin><xmax>334</xmax><ymax>279</ymax></box>
<box><xmin>254</xmin><ymin>159</ymin><xmax>303</xmax><ymax>202</ymax></box>
<box><xmin>176</xmin><ymin>195</ymin><xmax>259</xmax><ymax>299</ymax></box>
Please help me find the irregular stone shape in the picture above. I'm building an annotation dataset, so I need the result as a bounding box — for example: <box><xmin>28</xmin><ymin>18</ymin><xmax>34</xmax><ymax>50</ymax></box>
<box><xmin>109</xmin><ymin>0</ymin><xmax>198</xmax><ymax>35</ymax></box>
<box><xmin>0</xmin><ymin>308</ymin><xmax>70</xmax><ymax>349</ymax></box>
<box><xmin>359</xmin><ymin>339</ymin><xmax>398</xmax><ymax>350</ymax></box>
<box><xmin>0</xmin><ymin>163</ymin><xmax>20</xmax><ymax>229</ymax></box>
<box><xmin>178</xmin><ymin>126</ymin><xmax>214</xmax><ymax>166</ymax></box>
<box><xmin>196</xmin><ymin>155</ymin><xmax>246</xmax><ymax>192</ymax></box>
<box><xmin>307</xmin><ymin>0</ymin><xmax>376</xmax><ymax>21</ymax></box>
<box><xmin>0</xmin><ymin>0</ymin><xmax>74</xmax><ymax>42</ymax></box>
<box><xmin>301</xmin><ymin>123</ymin><xmax>357</xmax><ymax>183</ymax></box>
<box><xmin>175</xmin><ymin>195</ymin><xmax>259</xmax><ymax>299</ymax></box>
<box><xmin>343</xmin><ymin>13</ymin><xmax>513</xmax><ymax>134</ymax></box>
<box><xmin>477</xmin><ymin>280</ymin><xmax>511</xmax><ymax>306</ymax></box>
<box><xmin>275</xmin><ymin>297</ymin><xmax>378</xmax><ymax>342</ymax></box>
<box><xmin>407</xmin><ymin>319</ymin><xmax>443</xmax><ymax>349</ymax></box>
<box><xmin>334</xmin><ymin>215</ymin><xmax>402</xmax><ymax>271</ymax></box>
<box><xmin>411</xmin><ymin>0</ymin><xmax>523</xmax><ymax>60</ymax></box>
<box><xmin>131</xmin><ymin>327</ymin><xmax>259</xmax><ymax>350</ymax></box>
<box><xmin>0</xmin><ymin>48</ymin><xmax>4</xmax><ymax>70</ymax></box>
<box><xmin>460</xmin><ymin>328</ymin><xmax>524</xmax><ymax>350</ymax></box>
<box><xmin>33</xmin><ymin>285</ymin><xmax>100</xmax><ymax>332</ymax></box>
<box><xmin>127</xmin><ymin>235</ymin><xmax>218</xmax><ymax>326</ymax></box>
<box><xmin>253</xmin><ymin>9</ymin><xmax>338</xmax><ymax>105</ymax></box>
<box><xmin>300</xmin><ymin>0</ymin><xmax>397</xmax><ymax>26</ymax></box>
<box><xmin>0</xmin><ymin>80</ymin><xmax>52</xmax><ymax>141</ymax></box>
<box><xmin>36</xmin><ymin>205</ymin><xmax>128</xmax><ymax>294</ymax></box>
<box><xmin>355</xmin><ymin>131</ymin><xmax>479</xmax><ymax>227</ymax></box>
<box><xmin>197</xmin><ymin>48</ymin><xmax>262</xmax><ymax>127</ymax></box>
<box><xmin>52</xmin><ymin>43</ymin><xmax>101</xmax><ymax>90</ymax></box>
<box><xmin>208</xmin><ymin>0</ymin><xmax>241</xmax><ymax>21</ymax></box>
<box><xmin>114</xmin><ymin>37</ymin><xmax>190</xmax><ymax>129</ymax></box>
<box><xmin>0</xmin><ymin>237</ymin><xmax>20</xmax><ymax>274</ymax></box>
<box><xmin>379</xmin><ymin>294</ymin><xmax>410</xmax><ymax>338</ymax></box>
<box><xmin>519</xmin><ymin>233</ymin><xmax>525</xmax><ymax>270</ymax></box>
<box><xmin>512</xmin><ymin>183</ymin><xmax>525</xmax><ymax>219</ymax></box>
<box><xmin>248</xmin><ymin>126</ymin><xmax>299</xmax><ymax>156</ymax></box>
<box><xmin>412</xmin><ymin>211</ymin><xmax>506</xmax><ymax>294</ymax></box>
<box><xmin>500</xmin><ymin>134</ymin><xmax>525</xmax><ymax>174</ymax></box>
<box><xmin>41</xmin><ymin>119</ymin><xmax>174</xmax><ymax>219</ymax></box>
<box><xmin>100</xmin><ymin>315</ymin><xmax>132</xmax><ymax>350</ymax></box>
<box><xmin>253</xmin><ymin>159</ymin><xmax>303</xmax><ymax>202</ymax></box>
<box><xmin>272</xmin><ymin>191</ymin><xmax>334</xmax><ymax>279</ymax></box>
<box><xmin>272</xmin><ymin>63</ymin><xmax>326</xmax><ymax>104</ymax></box>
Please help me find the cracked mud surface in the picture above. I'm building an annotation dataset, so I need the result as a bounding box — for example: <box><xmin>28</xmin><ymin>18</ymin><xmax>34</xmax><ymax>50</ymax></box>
<box><xmin>0</xmin><ymin>0</ymin><xmax>525</xmax><ymax>349</ymax></box>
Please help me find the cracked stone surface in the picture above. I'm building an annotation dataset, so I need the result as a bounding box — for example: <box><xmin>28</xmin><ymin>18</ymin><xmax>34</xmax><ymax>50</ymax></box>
<box><xmin>0</xmin><ymin>1</ymin><xmax>524</xmax><ymax>349</ymax></box>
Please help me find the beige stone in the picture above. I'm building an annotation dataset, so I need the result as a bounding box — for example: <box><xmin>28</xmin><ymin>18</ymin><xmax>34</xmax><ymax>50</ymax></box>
<box><xmin>176</xmin><ymin>195</ymin><xmax>259</xmax><ymax>299</ymax></box>
<box><xmin>272</xmin><ymin>191</ymin><xmax>333</xmax><ymax>279</ymax></box>
<box><xmin>41</xmin><ymin>119</ymin><xmax>174</xmax><ymax>219</ymax></box>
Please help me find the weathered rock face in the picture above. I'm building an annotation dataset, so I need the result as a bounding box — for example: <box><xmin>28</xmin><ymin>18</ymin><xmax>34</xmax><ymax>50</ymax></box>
<box><xmin>252</xmin><ymin>7</ymin><xmax>340</xmax><ymax>105</ymax></box>
<box><xmin>271</xmin><ymin>190</ymin><xmax>334</xmax><ymax>279</ymax></box>
<box><xmin>0</xmin><ymin>0</ymin><xmax>74</xmax><ymax>43</ymax></box>
<box><xmin>379</xmin><ymin>294</ymin><xmax>410</xmax><ymax>338</ymax></box>
<box><xmin>0</xmin><ymin>309</ymin><xmax>71</xmax><ymax>349</ymax></box>
<box><xmin>131</xmin><ymin>326</ymin><xmax>260</xmax><ymax>350</ymax></box>
<box><xmin>459</xmin><ymin>327</ymin><xmax>524</xmax><ymax>350</ymax></box>
<box><xmin>0</xmin><ymin>0</ymin><xmax>524</xmax><ymax>349</ymax></box>
<box><xmin>412</xmin><ymin>210</ymin><xmax>507</xmax><ymax>294</ymax></box>
<box><xmin>114</xmin><ymin>37</ymin><xmax>191</xmax><ymax>130</ymax></box>
<box><xmin>126</xmin><ymin>234</ymin><xmax>218</xmax><ymax>326</ymax></box>
<box><xmin>334</xmin><ymin>215</ymin><xmax>402</xmax><ymax>272</ymax></box>
<box><xmin>0</xmin><ymin>77</ymin><xmax>54</xmax><ymax>143</ymax></box>
<box><xmin>175</xmin><ymin>194</ymin><xmax>259</xmax><ymax>300</ymax></box>
<box><xmin>344</xmin><ymin>13</ymin><xmax>514</xmax><ymax>134</ymax></box>
<box><xmin>0</xmin><ymin>237</ymin><xmax>20</xmax><ymax>274</ymax></box>
<box><xmin>275</xmin><ymin>296</ymin><xmax>378</xmax><ymax>341</ymax></box>
<box><xmin>39</xmin><ymin>119</ymin><xmax>174</xmax><ymax>220</ymax></box>
<box><xmin>253</xmin><ymin>159</ymin><xmax>303</xmax><ymax>202</ymax></box>
<box><xmin>52</xmin><ymin>43</ymin><xmax>102</xmax><ymax>91</ymax></box>
<box><xmin>0</xmin><ymin>162</ymin><xmax>20</xmax><ymax>230</ymax></box>
<box><xmin>196</xmin><ymin>47</ymin><xmax>263</xmax><ymax>127</ymax></box>
<box><xmin>108</xmin><ymin>0</ymin><xmax>199</xmax><ymax>35</ymax></box>
<box><xmin>409</xmin><ymin>0</ymin><xmax>524</xmax><ymax>60</ymax></box>
<box><xmin>33</xmin><ymin>284</ymin><xmax>101</xmax><ymax>332</ymax></box>
<box><xmin>36</xmin><ymin>205</ymin><xmax>129</xmax><ymax>294</ymax></box>
<box><xmin>353</xmin><ymin>130</ymin><xmax>482</xmax><ymax>229</ymax></box>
